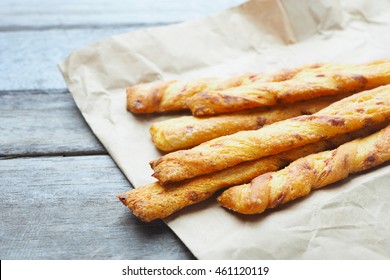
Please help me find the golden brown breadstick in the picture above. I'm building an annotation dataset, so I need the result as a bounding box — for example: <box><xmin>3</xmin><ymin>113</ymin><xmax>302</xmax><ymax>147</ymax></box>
<box><xmin>151</xmin><ymin>85</ymin><xmax>390</xmax><ymax>184</ymax></box>
<box><xmin>150</xmin><ymin>95</ymin><xmax>347</xmax><ymax>152</ymax></box>
<box><xmin>126</xmin><ymin>65</ymin><xmax>318</xmax><ymax>113</ymax></box>
<box><xmin>119</xmin><ymin>125</ymin><xmax>386</xmax><ymax>221</ymax></box>
<box><xmin>218</xmin><ymin>125</ymin><xmax>390</xmax><ymax>214</ymax></box>
<box><xmin>189</xmin><ymin>60</ymin><xmax>390</xmax><ymax>115</ymax></box>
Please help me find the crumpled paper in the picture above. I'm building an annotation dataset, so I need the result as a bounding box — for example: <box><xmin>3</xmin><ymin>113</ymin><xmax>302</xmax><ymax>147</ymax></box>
<box><xmin>59</xmin><ymin>0</ymin><xmax>390</xmax><ymax>259</ymax></box>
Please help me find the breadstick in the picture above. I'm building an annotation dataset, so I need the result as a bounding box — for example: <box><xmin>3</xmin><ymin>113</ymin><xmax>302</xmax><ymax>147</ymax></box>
<box><xmin>119</xmin><ymin>125</ymin><xmax>386</xmax><ymax>221</ymax></box>
<box><xmin>218</xmin><ymin>125</ymin><xmax>390</xmax><ymax>214</ymax></box>
<box><xmin>150</xmin><ymin>95</ymin><xmax>346</xmax><ymax>152</ymax></box>
<box><xmin>189</xmin><ymin>60</ymin><xmax>390</xmax><ymax>115</ymax></box>
<box><xmin>126</xmin><ymin>65</ymin><xmax>318</xmax><ymax>113</ymax></box>
<box><xmin>151</xmin><ymin>85</ymin><xmax>390</xmax><ymax>184</ymax></box>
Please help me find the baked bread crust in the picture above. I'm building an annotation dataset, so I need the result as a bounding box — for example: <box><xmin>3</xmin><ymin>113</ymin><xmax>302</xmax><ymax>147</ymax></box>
<box><xmin>126</xmin><ymin>65</ymin><xmax>319</xmax><ymax>113</ymax></box>
<box><xmin>151</xmin><ymin>85</ymin><xmax>390</xmax><ymax>184</ymax></box>
<box><xmin>150</xmin><ymin>95</ymin><xmax>345</xmax><ymax>152</ymax></box>
<box><xmin>118</xmin><ymin>125</ymin><xmax>385</xmax><ymax>221</ymax></box>
<box><xmin>189</xmin><ymin>60</ymin><xmax>390</xmax><ymax>115</ymax></box>
<box><xmin>218</xmin><ymin>125</ymin><xmax>390</xmax><ymax>214</ymax></box>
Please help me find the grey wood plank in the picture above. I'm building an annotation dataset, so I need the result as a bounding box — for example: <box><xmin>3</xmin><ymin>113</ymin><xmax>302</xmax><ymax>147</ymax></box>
<box><xmin>0</xmin><ymin>0</ymin><xmax>245</xmax><ymax>91</ymax></box>
<box><xmin>0</xmin><ymin>155</ymin><xmax>194</xmax><ymax>259</ymax></box>
<box><xmin>0</xmin><ymin>27</ymin><xmax>138</xmax><ymax>91</ymax></box>
<box><xmin>0</xmin><ymin>0</ymin><xmax>245</xmax><ymax>28</ymax></box>
<box><xmin>0</xmin><ymin>90</ymin><xmax>105</xmax><ymax>156</ymax></box>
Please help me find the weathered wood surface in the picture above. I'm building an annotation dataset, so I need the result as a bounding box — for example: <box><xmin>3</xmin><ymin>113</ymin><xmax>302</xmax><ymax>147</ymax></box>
<box><xmin>0</xmin><ymin>0</ymin><xmax>246</xmax><ymax>259</ymax></box>
<box><xmin>0</xmin><ymin>0</ymin><xmax>245</xmax><ymax>91</ymax></box>
<box><xmin>0</xmin><ymin>0</ymin><xmax>244</xmax><ymax>29</ymax></box>
<box><xmin>0</xmin><ymin>155</ymin><xmax>194</xmax><ymax>259</ymax></box>
<box><xmin>0</xmin><ymin>0</ymin><xmax>243</xmax><ymax>90</ymax></box>
<box><xmin>0</xmin><ymin>90</ymin><xmax>105</xmax><ymax>156</ymax></box>
<box><xmin>0</xmin><ymin>28</ymin><xmax>138</xmax><ymax>91</ymax></box>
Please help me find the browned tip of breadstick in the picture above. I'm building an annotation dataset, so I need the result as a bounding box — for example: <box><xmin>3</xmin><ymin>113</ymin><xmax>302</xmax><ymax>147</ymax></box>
<box><xmin>117</xmin><ymin>182</ymin><xmax>213</xmax><ymax>222</ymax></box>
<box><xmin>117</xmin><ymin>183</ymin><xmax>171</xmax><ymax>222</ymax></box>
<box><xmin>126</xmin><ymin>81</ymin><xmax>175</xmax><ymax>113</ymax></box>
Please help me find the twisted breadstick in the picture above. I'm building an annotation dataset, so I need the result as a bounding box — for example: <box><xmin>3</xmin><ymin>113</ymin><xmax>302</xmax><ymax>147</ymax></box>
<box><xmin>151</xmin><ymin>85</ymin><xmax>390</xmax><ymax>184</ymax></box>
<box><xmin>189</xmin><ymin>60</ymin><xmax>390</xmax><ymax>115</ymax></box>
<box><xmin>218</xmin><ymin>125</ymin><xmax>390</xmax><ymax>214</ymax></box>
<box><xmin>126</xmin><ymin>65</ymin><xmax>318</xmax><ymax>113</ymax></box>
<box><xmin>150</xmin><ymin>95</ymin><xmax>345</xmax><ymax>152</ymax></box>
<box><xmin>118</xmin><ymin>125</ymin><xmax>385</xmax><ymax>221</ymax></box>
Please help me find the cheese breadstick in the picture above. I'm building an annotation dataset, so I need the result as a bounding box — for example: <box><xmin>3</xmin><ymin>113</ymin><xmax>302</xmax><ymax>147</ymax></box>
<box><xmin>150</xmin><ymin>95</ymin><xmax>346</xmax><ymax>152</ymax></box>
<box><xmin>126</xmin><ymin>65</ymin><xmax>318</xmax><ymax>113</ymax></box>
<box><xmin>119</xmin><ymin>125</ymin><xmax>385</xmax><ymax>221</ymax></box>
<box><xmin>151</xmin><ymin>85</ymin><xmax>390</xmax><ymax>184</ymax></box>
<box><xmin>218</xmin><ymin>125</ymin><xmax>390</xmax><ymax>214</ymax></box>
<box><xmin>189</xmin><ymin>60</ymin><xmax>390</xmax><ymax>115</ymax></box>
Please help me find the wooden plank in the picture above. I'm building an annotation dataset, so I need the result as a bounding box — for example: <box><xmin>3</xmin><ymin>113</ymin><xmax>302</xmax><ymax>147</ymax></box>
<box><xmin>0</xmin><ymin>90</ymin><xmax>105</xmax><ymax>156</ymax></box>
<box><xmin>0</xmin><ymin>0</ymin><xmax>245</xmax><ymax>28</ymax></box>
<box><xmin>0</xmin><ymin>155</ymin><xmax>194</xmax><ymax>259</ymax></box>
<box><xmin>0</xmin><ymin>28</ymin><xmax>137</xmax><ymax>91</ymax></box>
<box><xmin>0</xmin><ymin>1</ymin><xmax>245</xmax><ymax>91</ymax></box>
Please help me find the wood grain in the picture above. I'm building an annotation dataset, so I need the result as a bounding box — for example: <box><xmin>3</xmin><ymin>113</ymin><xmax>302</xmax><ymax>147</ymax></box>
<box><xmin>0</xmin><ymin>0</ymin><xmax>244</xmax><ymax>28</ymax></box>
<box><xmin>0</xmin><ymin>1</ymin><xmax>245</xmax><ymax>91</ymax></box>
<box><xmin>0</xmin><ymin>28</ymin><xmax>136</xmax><ymax>91</ymax></box>
<box><xmin>0</xmin><ymin>155</ymin><xmax>194</xmax><ymax>259</ymax></box>
<box><xmin>0</xmin><ymin>0</ymin><xmax>246</xmax><ymax>260</ymax></box>
<box><xmin>0</xmin><ymin>90</ymin><xmax>105</xmax><ymax>156</ymax></box>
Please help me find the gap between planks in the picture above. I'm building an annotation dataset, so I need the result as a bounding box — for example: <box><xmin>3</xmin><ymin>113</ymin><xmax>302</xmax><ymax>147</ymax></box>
<box><xmin>0</xmin><ymin>88</ymin><xmax>107</xmax><ymax>156</ymax></box>
<box><xmin>0</xmin><ymin>154</ymin><xmax>135</xmax><ymax>188</ymax></box>
<box><xmin>0</xmin><ymin>88</ymin><xmax>69</xmax><ymax>95</ymax></box>
<box><xmin>0</xmin><ymin>150</ymin><xmax>108</xmax><ymax>160</ymax></box>
<box><xmin>0</xmin><ymin>22</ymin><xmax>176</xmax><ymax>33</ymax></box>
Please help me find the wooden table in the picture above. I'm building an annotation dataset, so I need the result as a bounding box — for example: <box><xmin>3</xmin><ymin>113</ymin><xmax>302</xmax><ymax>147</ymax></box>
<box><xmin>0</xmin><ymin>0</ymin><xmax>245</xmax><ymax>259</ymax></box>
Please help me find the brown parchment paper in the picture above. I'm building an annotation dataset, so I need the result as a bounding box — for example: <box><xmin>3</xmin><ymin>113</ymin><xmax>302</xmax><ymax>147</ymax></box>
<box><xmin>59</xmin><ymin>0</ymin><xmax>390</xmax><ymax>259</ymax></box>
